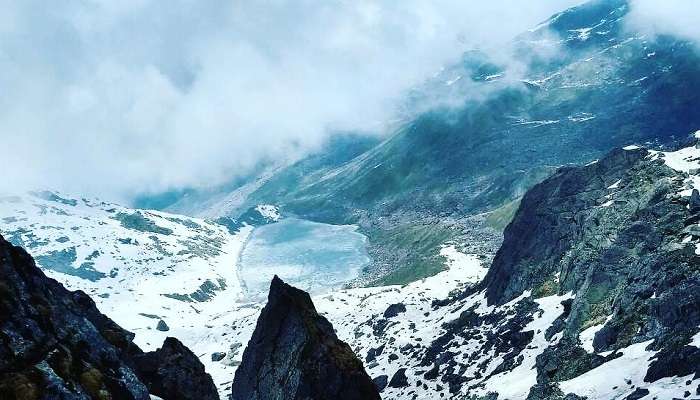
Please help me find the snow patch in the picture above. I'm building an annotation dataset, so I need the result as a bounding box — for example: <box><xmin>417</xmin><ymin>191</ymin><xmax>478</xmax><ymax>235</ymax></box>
<box><xmin>579</xmin><ymin>315</ymin><xmax>612</xmax><ymax>353</ymax></box>
<box><xmin>440</xmin><ymin>245</ymin><xmax>487</xmax><ymax>283</ymax></box>
<box><xmin>691</xmin><ymin>330</ymin><xmax>700</xmax><ymax>348</ymax></box>
<box><xmin>254</xmin><ymin>204</ymin><xmax>281</xmax><ymax>222</ymax></box>
<box><xmin>483</xmin><ymin>292</ymin><xmax>575</xmax><ymax>399</ymax></box>
<box><xmin>560</xmin><ymin>340</ymin><xmax>676</xmax><ymax>400</ymax></box>
<box><xmin>607</xmin><ymin>179</ymin><xmax>621</xmax><ymax>189</ymax></box>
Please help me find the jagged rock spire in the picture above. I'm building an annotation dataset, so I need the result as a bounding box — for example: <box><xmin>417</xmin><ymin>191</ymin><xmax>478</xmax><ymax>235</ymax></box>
<box><xmin>231</xmin><ymin>276</ymin><xmax>381</xmax><ymax>400</ymax></box>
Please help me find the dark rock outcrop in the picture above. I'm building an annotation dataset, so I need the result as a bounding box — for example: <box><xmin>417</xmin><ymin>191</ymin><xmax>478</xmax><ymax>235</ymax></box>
<box><xmin>484</xmin><ymin>147</ymin><xmax>653</xmax><ymax>305</ymax></box>
<box><xmin>0</xmin><ymin>235</ymin><xmax>217</xmax><ymax>400</ymax></box>
<box><xmin>211</xmin><ymin>352</ymin><xmax>226</xmax><ymax>362</ymax></box>
<box><xmin>373</xmin><ymin>375</ymin><xmax>388</xmax><ymax>392</ymax></box>
<box><xmin>156</xmin><ymin>319</ymin><xmax>170</xmax><ymax>332</ymax></box>
<box><xmin>388</xmin><ymin>368</ymin><xmax>408</xmax><ymax>388</ymax></box>
<box><xmin>231</xmin><ymin>275</ymin><xmax>380</xmax><ymax>400</ymax></box>
<box><xmin>133</xmin><ymin>337</ymin><xmax>218</xmax><ymax>400</ymax></box>
<box><xmin>625</xmin><ymin>387</ymin><xmax>649</xmax><ymax>400</ymax></box>
<box><xmin>481</xmin><ymin>143</ymin><xmax>700</xmax><ymax>393</ymax></box>
<box><xmin>383</xmin><ymin>303</ymin><xmax>407</xmax><ymax>319</ymax></box>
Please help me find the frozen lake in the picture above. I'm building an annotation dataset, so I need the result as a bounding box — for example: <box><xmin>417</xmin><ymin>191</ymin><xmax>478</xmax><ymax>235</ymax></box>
<box><xmin>238</xmin><ymin>218</ymin><xmax>370</xmax><ymax>300</ymax></box>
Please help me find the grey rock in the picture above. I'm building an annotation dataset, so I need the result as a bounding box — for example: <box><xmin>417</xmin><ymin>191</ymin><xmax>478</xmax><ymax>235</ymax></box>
<box><xmin>383</xmin><ymin>303</ymin><xmax>407</xmax><ymax>318</ymax></box>
<box><xmin>388</xmin><ymin>368</ymin><xmax>408</xmax><ymax>388</ymax></box>
<box><xmin>366</xmin><ymin>344</ymin><xmax>385</xmax><ymax>363</ymax></box>
<box><xmin>690</xmin><ymin>189</ymin><xmax>700</xmax><ymax>212</ymax></box>
<box><xmin>0</xmin><ymin>235</ymin><xmax>218</xmax><ymax>400</ymax></box>
<box><xmin>625</xmin><ymin>387</ymin><xmax>649</xmax><ymax>400</ymax></box>
<box><xmin>373</xmin><ymin>375</ymin><xmax>388</xmax><ymax>392</ymax></box>
<box><xmin>134</xmin><ymin>337</ymin><xmax>219</xmax><ymax>400</ymax></box>
<box><xmin>480</xmin><ymin>144</ymin><xmax>700</xmax><ymax>387</ymax></box>
<box><xmin>156</xmin><ymin>319</ymin><xmax>170</xmax><ymax>331</ymax></box>
<box><xmin>231</xmin><ymin>276</ymin><xmax>380</xmax><ymax>400</ymax></box>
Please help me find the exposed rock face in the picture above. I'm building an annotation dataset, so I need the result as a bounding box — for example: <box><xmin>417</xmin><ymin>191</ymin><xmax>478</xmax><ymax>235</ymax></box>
<box><xmin>383</xmin><ymin>303</ymin><xmax>406</xmax><ymax>319</ymax></box>
<box><xmin>231</xmin><ymin>276</ymin><xmax>380</xmax><ymax>400</ymax></box>
<box><xmin>133</xmin><ymin>337</ymin><xmax>218</xmax><ymax>400</ymax></box>
<box><xmin>388</xmin><ymin>368</ymin><xmax>408</xmax><ymax>388</ymax></box>
<box><xmin>482</xmin><ymin>144</ymin><xmax>700</xmax><ymax>396</ymax></box>
<box><xmin>485</xmin><ymin>147</ymin><xmax>655</xmax><ymax>305</ymax></box>
<box><xmin>0</xmin><ymin>235</ymin><xmax>218</xmax><ymax>400</ymax></box>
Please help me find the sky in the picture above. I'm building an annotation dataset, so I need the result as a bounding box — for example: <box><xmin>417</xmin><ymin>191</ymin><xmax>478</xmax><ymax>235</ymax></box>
<box><xmin>0</xmin><ymin>0</ymin><xmax>693</xmax><ymax>203</ymax></box>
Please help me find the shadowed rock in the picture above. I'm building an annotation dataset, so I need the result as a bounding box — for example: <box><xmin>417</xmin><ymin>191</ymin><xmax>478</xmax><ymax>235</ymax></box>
<box><xmin>479</xmin><ymin>143</ymin><xmax>700</xmax><ymax>391</ymax></box>
<box><xmin>0</xmin><ymin>234</ymin><xmax>218</xmax><ymax>400</ymax></box>
<box><xmin>231</xmin><ymin>275</ymin><xmax>380</xmax><ymax>400</ymax></box>
<box><xmin>133</xmin><ymin>337</ymin><xmax>218</xmax><ymax>400</ymax></box>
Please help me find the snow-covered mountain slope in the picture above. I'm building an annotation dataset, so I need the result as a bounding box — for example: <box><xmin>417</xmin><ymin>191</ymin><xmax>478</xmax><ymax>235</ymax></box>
<box><xmin>202</xmin><ymin>139</ymin><xmax>700</xmax><ymax>399</ymax></box>
<box><xmin>173</xmin><ymin>0</ymin><xmax>700</xmax><ymax>289</ymax></box>
<box><xmin>0</xmin><ymin>191</ymin><xmax>369</xmax><ymax>396</ymax></box>
<box><xmin>210</xmin><ymin>238</ymin><xmax>697</xmax><ymax>400</ymax></box>
<box><xmin>4</xmin><ymin>137</ymin><xmax>700</xmax><ymax>399</ymax></box>
<box><xmin>0</xmin><ymin>191</ymin><xmax>256</xmax><ymax>392</ymax></box>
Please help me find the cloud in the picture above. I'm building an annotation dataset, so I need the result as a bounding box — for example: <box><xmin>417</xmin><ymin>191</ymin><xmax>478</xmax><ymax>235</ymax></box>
<box><xmin>0</xmin><ymin>0</ymin><xmax>582</xmax><ymax>202</ymax></box>
<box><xmin>626</xmin><ymin>0</ymin><xmax>700</xmax><ymax>43</ymax></box>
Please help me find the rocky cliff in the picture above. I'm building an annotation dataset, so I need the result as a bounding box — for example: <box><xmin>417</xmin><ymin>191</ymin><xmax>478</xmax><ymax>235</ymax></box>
<box><xmin>0</xmin><ymin>234</ymin><xmax>218</xmax><ymax>400</ymax></box>
<box><xmin>231</xmin><ymin>276</ymin><xmax>380</xmax><ymax>400</ymax></box>
<box><xmin>296</xmin><ymin>139</ymin><xmax>700</xmax><ymax>400</ymax></box>
<box><xmin>484</xmin><ymin>140</ymin><xmax>700</xmax><ymax>397</ymax></box>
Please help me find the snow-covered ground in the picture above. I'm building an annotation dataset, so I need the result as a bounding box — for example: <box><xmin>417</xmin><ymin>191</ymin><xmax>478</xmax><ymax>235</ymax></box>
<box><xmin>0</xmin><ymin>191</ymin><xmax>257</xmax><ymax>394</ymax></box>
<box><xmin>2</xmin><ymin>189</ymin><xmax>699</xmax><ymax>399</ymax></box>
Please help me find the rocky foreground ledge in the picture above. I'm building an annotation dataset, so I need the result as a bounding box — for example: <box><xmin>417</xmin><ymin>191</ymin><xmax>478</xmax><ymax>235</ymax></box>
<box><xmin>0</xmin><ymin>232</ymin><xmax>379</xmax><ymax>400</ymax></box>
<box><xmin>0</xmin><ymin>234</ymin><xmax>218</xmax><ymax>400</ymax></box>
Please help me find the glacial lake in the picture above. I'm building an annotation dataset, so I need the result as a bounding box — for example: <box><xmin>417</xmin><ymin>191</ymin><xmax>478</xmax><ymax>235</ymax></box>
<box><xmin>238</xmin><ymin>218</ymin><xmax>370</xmax><ymax>300</ymax></box>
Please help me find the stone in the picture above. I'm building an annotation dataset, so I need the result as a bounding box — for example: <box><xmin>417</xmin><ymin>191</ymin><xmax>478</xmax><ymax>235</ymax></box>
<box><xmin>625</xmin><ymin>387</ymin><xmax>649</xmax><ymax>400</ymax></box>
<box><xmin>0</xmin><ymin>235</ymin><xmax>217</xmax><ymax>400</ymax></box>
<box><xmin>690</xmin><ymin>189</ymin><xmax>700</xmax><ymax>212</ymax></box>
<box><xmin>156</xmin><ymin>319</ymin><xmax>170</xmax><ymax>331</ymax></box>
<box><xmin>384</xmin><ymin>303</ymin><xmax>407</xmax><ymax>318</ymax></box>
<box><xmin>389</xmin><ymin>368</ymin><xmax>409</xmax><ymax>388</ymax></box>
<box><xmin>134</xmin><ymin>337</ymin><xmax>219</xmax><ymax>400</ymax></box>
<box><xmin>373</xmin><ymin>375</ymin><xmax>388</xmax><ymax>392</ymax></box>
<box><xmin>231</xmin><ymin>276</ymin><xmax>380</xmax><ymax>400</ymax></box>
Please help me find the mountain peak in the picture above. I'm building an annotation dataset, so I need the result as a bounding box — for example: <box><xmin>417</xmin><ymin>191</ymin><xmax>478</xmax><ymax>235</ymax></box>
<box><xmin>232</xmin><ymin>276</ymin><xmax>380</xmax><ymax>400</ymax></box>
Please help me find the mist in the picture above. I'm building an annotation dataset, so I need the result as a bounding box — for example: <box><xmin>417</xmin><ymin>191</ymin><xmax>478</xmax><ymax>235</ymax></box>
<box><xmin>627</xmin><ymin>0</ymin><xmax>700</xmax><ymax>43</ymax></box>
<box><xmin>0</xmin><ymin>0</ymin><xmax>585</xmax><ymax>203</ymax></box>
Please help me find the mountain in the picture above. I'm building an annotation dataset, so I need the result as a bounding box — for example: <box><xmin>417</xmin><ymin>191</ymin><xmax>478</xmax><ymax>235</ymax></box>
<box><xmin>171</xmin><ymin>0</ymin><xmax>700</xmax><ymax>286</ymax></box>
<box><xmin>482</xmin><ymin>139</ymin><xmax>700</xmax><ymax>398</ymax></box>
<box><xmin>3</xmin><ymin>1</ymin><xmax>700</xmax><ymax>399</ymax></box>
<box><xmin>0</xmin><ymin>190</ymin><xmax>276</xmax><ymax>395</ymax></box>
<box><xmin>4</xmin><ymin>137</ymin><xmax>700</xmax><ymax>399</ymax></box>
<box><xmin>0</xmin><ymin>234</ymin><xmax>217</xmax><ymax>400</ymax></box>
<box><xmin>231</xmin><ymin>276</ymin><xmax>380</xmax><ymax>400</ymax></box>
<box><xmin>292</xmin><ymin>137</ymin><xmax>700</xmax><ymax>400</ymax></box>
<box><xmin>160</xmin><ymin>133</ymin><xmax>381</xmax><ymax>219</ymax></box>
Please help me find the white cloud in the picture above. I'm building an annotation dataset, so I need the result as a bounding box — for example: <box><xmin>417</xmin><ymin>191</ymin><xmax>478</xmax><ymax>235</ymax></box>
<box><xmin>0</xmin><ymin>0</ymin><xmax>581</xmax><ymax>202</ymax></box>
<box><xmin>626</xmin><ymin>0</ymin><xmax>700</xmax><ymax>43</ymax></box>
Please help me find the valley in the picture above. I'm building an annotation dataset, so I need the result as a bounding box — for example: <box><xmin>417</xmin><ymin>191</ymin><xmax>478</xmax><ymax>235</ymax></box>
<box><xmin>2</xmin><ymin>1</ymin><xmax>700</xmax><ymax>399</ymax></box>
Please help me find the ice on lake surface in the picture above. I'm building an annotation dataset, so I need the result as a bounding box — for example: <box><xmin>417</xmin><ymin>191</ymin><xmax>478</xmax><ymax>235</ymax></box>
<box><xmin>238</xmin><ymin>218</ymin><xmax>370</xmax><ymax>300</ymax></box>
